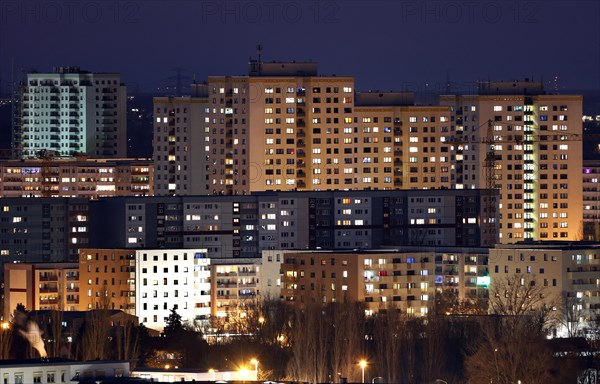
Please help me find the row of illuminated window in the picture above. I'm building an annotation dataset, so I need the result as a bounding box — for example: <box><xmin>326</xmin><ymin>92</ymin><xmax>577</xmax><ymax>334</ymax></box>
<box><xmin>408</xmin><ymin>116</ymin><xmax>449</xmax><ymax>123</ymax></box>
<box><xmin>265</xmin><ymin>86</ymin><xmax>352</xmax><ymax>94</ymax></box>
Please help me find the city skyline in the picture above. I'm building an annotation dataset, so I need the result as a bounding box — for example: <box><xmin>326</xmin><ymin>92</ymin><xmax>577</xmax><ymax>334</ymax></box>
<box><xmin>0</xmin><ymin>0</ymin><xmax>599</xmax><ymax>95</ymax></box>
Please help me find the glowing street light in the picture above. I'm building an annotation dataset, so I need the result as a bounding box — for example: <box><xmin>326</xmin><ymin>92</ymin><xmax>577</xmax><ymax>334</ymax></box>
<box><xmin>208</xmin><ymin>368</ymin><xmax>216</xmax><ymax>381</ymax></box>
<box><xmin>359</xmin><ymin>360</ymin><xmax>367</xmax><ymax>383</ymax></box>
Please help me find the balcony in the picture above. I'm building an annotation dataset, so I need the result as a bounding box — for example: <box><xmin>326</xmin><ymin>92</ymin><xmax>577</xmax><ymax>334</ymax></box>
<box><xmin>39</xmin><ymin>275</ymin><xmax>58</xmax><ymax>281</ymax></box>
<box><xmin>39</xmin><ymin>287</ymin><xmax>58</xmax><ymax>293</ymax></box>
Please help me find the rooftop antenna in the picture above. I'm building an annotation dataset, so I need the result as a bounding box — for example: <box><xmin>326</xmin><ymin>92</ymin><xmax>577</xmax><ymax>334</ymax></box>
<box><xmin>257</xmin><ymin>44</ymin><xmax>263</xmax><ymax>75</ymax></box>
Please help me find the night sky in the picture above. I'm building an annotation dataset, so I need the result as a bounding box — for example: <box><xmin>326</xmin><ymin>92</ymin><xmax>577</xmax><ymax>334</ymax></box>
<box><xmin>0</xmin><ymin>0</ymin><xmax>599</xmax><ymax>94</ymax></box>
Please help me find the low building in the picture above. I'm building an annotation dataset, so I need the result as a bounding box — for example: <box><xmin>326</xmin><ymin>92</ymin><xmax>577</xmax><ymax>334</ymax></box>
<box><xmin>132</xmin><ymin>367</ymin><xmax>256</xmax><ymax>382</ymax></box>
<box><xmin>0</xmin><ymin>358</ymin><xmax>129</xmax><ymax>384</ymax></box>
<box><xmin>280</xmin><ymin>248</ymin><xmax>489</xmax><ymax>316</ymax></box>
<box><xmin>260</xmin><ymin>249</ymin><xmax>288</xmax><ymax>300</ymax></box>
<box><xmin>78</xmin><ymin>249</ymin><xmax>136</xmax><ymax>313</ymax></box>
<box><xmin>3</xmin><ymin>263</ymin><xmax>79</xmax><ymax>320</ymax></box>
<box><xmin>135</xmin><ymin>249</ymin><xmax>210</xmax><ymax>332</ymax></box>
<box><xmin>489</xmin><ymin>241</ymin><xmax>600</xmax><ymax>335</ymax></box>
<box><xmin>211</xmin><ymin>258</ymin><xmax>261</xmax><ymax>319</ymax></box>
<box><xmin>0</xmin><ymin>157</ymin><xmax>153</xmax><ymax>198</ymax></box>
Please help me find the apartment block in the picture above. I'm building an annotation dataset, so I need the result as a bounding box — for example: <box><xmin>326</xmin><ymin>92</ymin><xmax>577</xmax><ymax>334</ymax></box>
<box><xmin>78</xmin><ymin>248</ymin><xmax>136</xmax><ymax>313</ymax></box>
<box><xmin>88</xmin><ymin>189</ymin><xmax>497</xmax><ymax>259</ymax></box>
<box><xmin>441</xmin><ymin>81</ymin><xmax>583</xmax><ymax>243</ymax></box>
<box><xmin>17</xmin><ymin>67</ymin><xmax>127</xmax><ymax>158</ymax></box>
<box><xmin>135</xmin><ymin>249</ymin><xmax>209</xmax><ymax>332</ymax></box>
<box><xmin>152</xmin><ymin>61</ymin><xmax>459</xmax><ymax>195</ymax></box>
<box><xmin>0</xmin><ymin>360</ymin><xmax>129</xmax><ymax>384</ymax></box>
<box><xmin>0</xmin><ymin>197</ymin><xmax>90</xmax><ymax>262</ymax></box>
<box><xmin>280</xmin><ymin>248</ymin><xmax>489</xmax><ymax>316</ymax></box>
<box><xmin>260</xmin><ymin>249</ymin><xmax>288</xmax><ymax>300</ymax></box>
<box><xmin>3</xmin><ymin>262</ymin><xmax>79</xmax><ymax>320</ymax></box>
<box><xmin>153</xmin><ymin>87</ymin><xmax>208</xmax><ymax>195</ymax></box>
<box><xmin>583</xmin><ymin>160</ymin><xmax>600</xmax><ymax>241</ymax></box>
<box><xmin>0</xmin><ymin>157</ymin><xmax>153</xmax><ymax>198</ymax></box>
<box><xmin>210</xmin><ymin>258</ymin><xmax>260</xmax><ymax>319</ymax></box>
<box><xmin>489</xmin><ymin>241</ymin><xmax>600</xmax><ymax>335</ymax></box>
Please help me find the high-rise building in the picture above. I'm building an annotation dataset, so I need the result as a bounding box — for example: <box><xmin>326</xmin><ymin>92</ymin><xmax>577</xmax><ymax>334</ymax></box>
<box><xmin>17</xmin><ymin>67</ymin><xmax>127</xmax><ymax>158</ymax></box>
<box><xmin>583</xmin><ymin>160</ymin><xmax>600</xmax><ymax>241</ymax></box>
<box><xmin>441</xmin><ymin>81</ymin><xmax>583</xmax><ymax>243</ymax></box>
<box><xmin>153</xmin><ymin>63</ymin><xmax>583</xmax><ymax>245</ymax></box>
<box><xmin>152</xmin><ymin>61</ymin><xmax>455</xmax><ymax>195</ymax></box>
<box><xmin>153</xmin><ymin>84</ymin><xmax>208</xmax><ymax>195</ymax></box>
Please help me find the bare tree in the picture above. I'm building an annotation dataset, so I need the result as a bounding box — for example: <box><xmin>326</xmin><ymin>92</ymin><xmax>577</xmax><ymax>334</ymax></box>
<box><xmin>330</xmin><ymin>301</ymin><xmax>366</xmax><ymax>382</ymax></box>
<box><xmin>466</xmin><ymin>274</ymin><xmax>560</xmax><ymax>383</ymax></box>
<box><xmin>47</xmin><ymin>310</ymin><xmax>64</xmax><ymax>358</ymax></box>
<box><xmin>561</xmin><ymin>291</ymin><xmax>586</xmax><ymax>337</ymax></box>
<box><xmin>465</xmin><ymin>321</ymin><xmax>555</xmax><ymax>384</ymax></box>
<box><xmin>81</xmin><ymin>309</ymin><xmax>110</xmax><ymax>360</ymax></box>
<box><xmin>287</xmin><ymin>302</ymin><xmax>330</xmax><ymax>383</ymax></box>
<box><xmin>488</xmin><ymin>273</ymin><xmax>558</xmax><ymax>333</ymax></box>
<box><xmin>116</xmin><ymin>320</ymin><xmax>140</xmax><ymax>367</ymax></box>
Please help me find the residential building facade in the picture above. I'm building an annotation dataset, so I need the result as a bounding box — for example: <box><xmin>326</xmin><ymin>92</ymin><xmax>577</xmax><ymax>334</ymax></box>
<box><xmin>78</xmin><ymin>248</ymin><xmax>136</xmax><ymax>313</ymax></box>
<box><xmin>0</xmin><ymin>197</ymin><xmax>90</xmax><ymax>262</ymax></box>
<box><xmin>0</xmin><ymin>157</ymin><xmax>153</xmax><ymax>198</ymax></box>
<box><xmin>88</xmin><ymin>189</ymin><xmax>498</xmax><ymax>259</ymax></box>
<box><xmin>489</xmin><ymin>241</ymin><xmax>600</xmax><ymax>335</ymax></box>
<box><xmin>3</xmin><ymin>262</ymin><xmax>79</xmax><ymax>320</ymax></box>
<box><xmin>135</xmin><ymin>249</ymin><xmax>209</xmax><ymax>332</ymax></box>
<box><xmin>280</xmin><ymin>248</ymin><xmax>489</xmax><ymax>316</ymax></box>
<box><xmin>17</xmin><ymin>67</ymin><xmax>127</xmax><ymax>158</ymax></box>
<box><xmin>441</xmin><ymin>81</ymin><xmax>583</xmax><ymax>243</ymax></box>
<box><xmin>583</xmin><ymin>160</ymin><xmax>600</xmax><ymax>241</ymax></box>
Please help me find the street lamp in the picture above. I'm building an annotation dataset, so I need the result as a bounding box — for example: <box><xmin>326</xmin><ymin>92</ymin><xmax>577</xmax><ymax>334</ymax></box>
<box><xmin>359</xmin><ymin>360</ymin><xmax>367</xmax><ymax>383</ymax></box>
<box><xmin>251</xmin><ymin>358</ymin><xmax>259</xmax><ymax>379</ymax></box>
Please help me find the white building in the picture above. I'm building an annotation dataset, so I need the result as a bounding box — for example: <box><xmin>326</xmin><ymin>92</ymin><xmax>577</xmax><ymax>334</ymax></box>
<box><xmin>135</xmin><ymin>249</ymin><xmax>210</xmax><ymax>332</ymax></box>
<box><xmin>132</xmin><ymin>367</ymin><xmax>257</xmax><ymax>382</ymax></box>
<box><xmin>260</xmin><ymin>249</ymin><xmax>287</xmax><ymax>300</ymax></box>
<box><xmin>0</xmin><ymin>359</ymin><xmax>129</xmax><ymax>384</ymax></box>
<box><xmin>18</xmin><ymin>67</ymin><xmax>127</xmax><ymax>158</ymax></box>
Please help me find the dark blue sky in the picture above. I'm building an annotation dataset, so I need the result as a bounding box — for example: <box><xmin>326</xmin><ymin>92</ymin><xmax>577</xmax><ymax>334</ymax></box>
<box><xmin>1</xmin><ymin>0</ymin><xmax>599</xmax><ymax>94</ymax></box>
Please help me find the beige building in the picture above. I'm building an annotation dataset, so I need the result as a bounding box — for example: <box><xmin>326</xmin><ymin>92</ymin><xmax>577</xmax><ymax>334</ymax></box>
<box><xmin>441</xmin><ymin>81</ymin><xmax>583</xmax><ymax>243</ymax></box>
<box><xmin>153</xmin><ymin>61</ymin><xmax>455</xmax><ymax>195</ymax></box>
<box><xmin>0</xmin><ymin>157</ymin><xmax>153</xmax><ymax>198</ymax></box>
<box><xmin>3</xmin><ymin>262</ymin><xmax>79</xmax><ymax>319</ymax></box>
<box><xmin>489</xmin><ymin>241</ymin><xmax>600</xmax><ymax>335</ymax></box>
<box><xmin>280</xmin><ymin>248</ymin><xmax>488</xmax><ymax>316</ymax></box>
<box><xmin>210</xmin><ymin>258</ymin><xmax>260</xmax><ymax>318</ymax></box>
